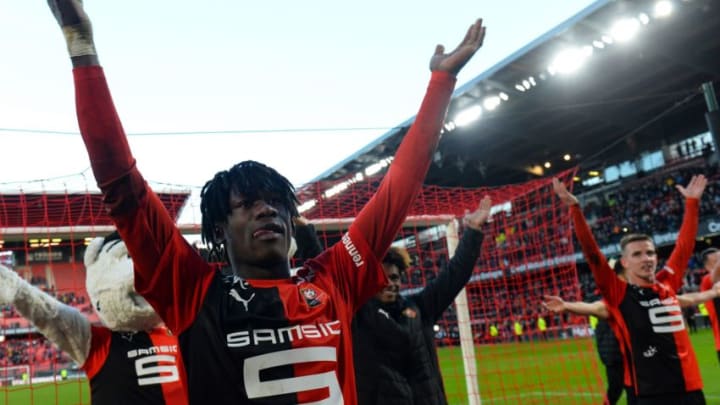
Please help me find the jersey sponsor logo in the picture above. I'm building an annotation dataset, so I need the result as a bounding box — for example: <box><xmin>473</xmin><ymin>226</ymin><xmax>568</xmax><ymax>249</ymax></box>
<box><xmin>226</xmin><ymin>320</ymin><xmax>342</xmax><ymax>348</ymax></box>
<box><xmin>127</xmin><ymin>345</ymin><xmax>178</xmax><ymax>359</ymax></box>
<box><xmin>243</xmin><ymin>347</ymin><xmax>342</xmax><ymax>404</ymax></box>
<box><xmin>341</xmin><ymin>234</ymin><xmax>364</xmax><ymax>268</ymax></box>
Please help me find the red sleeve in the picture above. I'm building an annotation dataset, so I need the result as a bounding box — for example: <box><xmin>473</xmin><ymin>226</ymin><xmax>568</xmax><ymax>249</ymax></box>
<box><xmin>73</xmin><ymin>66</ymin><xmax>214</xmax><ymax>334</ymax></box>
<box><xmin>662</xmin><ymin>198</ymin><xmax>699</xmax><ymax>292</ymax></box>
<box><xmin>82</xmin><ymin>325</ymin><xmax>112</xmax><ymax>379</ymax></box>
<box><xmin>571</xmin><ymin>204</ymin><xmax>626</xmax><ymax>306</ymax></box>
<box><xmin>303</xmin><ymin>226</ymin><xmax>384</xmax><ymax>312</ymax></box>
<box><xmin>350</xmin><ymin>71</ymin><xmax>456</xmax><ymax>258</ymax></box>
<box><xmin>320</xmin><ymin>71</ymin><xmax>454</xmax><ymax>305</ymax></box>
<box><xmin>700</xmin><ymin>274</ymin><xmax>712</xmax><ymax>292</ymax></box>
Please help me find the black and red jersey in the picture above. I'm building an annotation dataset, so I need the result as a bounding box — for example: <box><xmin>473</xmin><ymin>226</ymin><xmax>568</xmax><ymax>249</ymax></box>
<box><xmin>571</xmin><ymin>200</ymin><xmax>702</xmax><ymax>397</ymax></box>
<box><xmin>73</xmin><ymin>66</ymin><xmax>455</xmax><ymax>404</ymax></box>
<box><xmin>700</xmin><ymin>274</ymin><xmax>720</xmax><ymax>351</ymax></box>
<box><xmin>83</xmin><ymin>326</ymin><xmax>187</xmax><ymax>405</ymax></box>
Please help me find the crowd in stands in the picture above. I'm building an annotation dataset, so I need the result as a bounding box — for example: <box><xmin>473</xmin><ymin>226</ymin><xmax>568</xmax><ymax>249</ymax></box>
<box><xmin>2</xmin><ymin>164</ymin><xmax>720</xmax><ymax>369</ymax></box>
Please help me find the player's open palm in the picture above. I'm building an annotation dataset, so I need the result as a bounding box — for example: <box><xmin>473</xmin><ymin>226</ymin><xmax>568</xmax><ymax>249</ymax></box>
<box><xmin>675</xmin><ymin>174</ymin><xmax>707</xmax><ymax>200</ymax></box>
<box><xmin>463</xmin><ymin>195</ymin><xmax>492</xmax><ymax>230</ymax></box>
<box><xmin>430</xmin><ymin>18</ymin><xmax>486</xmax><ymax>75</ymax></box>
<box><xmin>552</xmin><ymin>178</ymin><xmax>579</xmax><ymax>206</ymax></box>
<box><xmin>541</xmin><ymin>295</ymin><xmax>566</xmax><ymax>314</ymax></box>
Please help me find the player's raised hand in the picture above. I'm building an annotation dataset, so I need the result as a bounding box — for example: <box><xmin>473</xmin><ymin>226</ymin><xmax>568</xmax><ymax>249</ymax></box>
<box><xmin>430</xmin><ymin>18</ymin><xmax>486</xmax><ymax>75</ymax></box>
<box><xmin>541</xmin><ymin>295</ymin><xmax>567</xmax><ymax>314</ymax></box>
<box><xmin>675</xmin><ymin>174</ymin><xmax>707</xmax><ymax>200</ymax></box>
<box><xmin>552</xmin><ymin>178</ymin><xmax>579</xmax><ymax>206</ymax></box>
<box><xmin>463</xmin><ymin>195</ymin><xmax>492</xmax><ymax>230</ymax></box>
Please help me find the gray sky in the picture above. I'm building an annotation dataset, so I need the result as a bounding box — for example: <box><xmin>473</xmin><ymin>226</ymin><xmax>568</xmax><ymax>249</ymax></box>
<box><xmin>0</xmin><ymin>1</ymin><xmax>596</xmax><ymax>224</ymax></box>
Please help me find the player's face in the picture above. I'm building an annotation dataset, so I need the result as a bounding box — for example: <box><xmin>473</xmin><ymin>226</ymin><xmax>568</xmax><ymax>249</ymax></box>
<box><xmin>621</xmin><ymin>240</ymin><xmax>657</xmax><ymax>286</ymax></box>
<box><xmin>376</xmin><ymin>263</ymin><xmax>402</xmax><ymax>303</ymax></box>
<box><xmin>222</xmin><ymin>190</ymin><xmax>292</xmax><ymax>271</ymax></box>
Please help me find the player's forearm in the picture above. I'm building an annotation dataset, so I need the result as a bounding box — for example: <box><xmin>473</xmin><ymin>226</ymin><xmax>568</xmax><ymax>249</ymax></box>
<box><xmin>10</xmin><ymin>277</ymin><xmax>91</xmax><ymax>364</ymax></box>
<box><xmin>74</xmin><ymin>67</ymin><xmax>136</xmax><ymax>187</ymax></box>
<box><xmin>570</xmin><ymin>205</ymin><xmax>616</xmax><ymax>291</ymax></box>
<box><xmin>564</xmin><ymin>301</ymin><xmax>608</xmax><ymax>319</ymax></box>
<box><xmin>679</xmin><ymin>289</ymin><xmax>718</xmax><ymax>307</ymax></box>
<box><xmin>442</xmin><ymin>228</ymin><xmax>483</xmax><ymax>296</ymax></box>
<box><xmin>353</xmin><ymin>71</ymin><xmax>455</xmax><ymax>256</ymax></box>
<box><xmin>664</xmin><ymin>198</ymin><xmax>699</xmax><ymax>278</ymax></box>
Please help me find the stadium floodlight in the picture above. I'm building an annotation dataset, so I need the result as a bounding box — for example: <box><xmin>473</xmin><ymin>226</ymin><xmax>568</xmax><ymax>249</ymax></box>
<box><xmin>654</xmin><ymin>0</ymin><xmax>673</xmax><ymax>18</ymax></box>
<box><xmin>563</xmin><ymin>154</ymin><xmax>571</xmax><ymax>161</ymax></box>
<box><xmin>543</xmin><ymin>161</ymin><xmax>551</xmax><ymax>169</ymax></box>
<box><xmin>499</xmin><ymin>92</ymin><xmax>509</xmax><ymax>101</ymax></box>
<box><xmin>483</xmin><ymin>96</ymin><xmax>501</xmax><ymax>111</ymax></box>
<box><xmin>454</xmin><ymin>105</ymin><xmax>483</xmax><ymax>127</ymax></box>
<box><xmin>548</xmin><ymin>46</ymin><xmax>593</xmax><ymax>74</ymax></box>
<box><xmin>528</xmin><ymin>76</ymin><xmax>537</xmax><ymax>86</ymax></box>
<box><xmin>593</xmin><ymin>40</ymin><xmax>606</xmax><ymax>49</ymax></box>
<box><xmin>514</xmin><ymin>83</ymin><xmax>526</xmax><ymax>92</ymax></box>
<box><xmin>522</xmin><ymin>79</ymin><xmax>531</xmax><ymax>90</ymax></box>
<box><xmin>638</xmin><ymin>12</ymin><xmax>651</xmax><ymax>25</ymax></box>
<box><xmin>610</xmin><ymin>18</ymin><xmax>641</xmax><ymax>42</ymax></box>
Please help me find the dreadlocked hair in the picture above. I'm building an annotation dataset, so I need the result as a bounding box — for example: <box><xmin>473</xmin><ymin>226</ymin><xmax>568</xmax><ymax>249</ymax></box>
<box><xmin>200</xmin><ymin>161</ymin><xmax>299</xmax><ymax>262</ymax></box>
<box><xmin>382</xmin><ymin>246</ymin><xmax>412</xmax><ymax>274</ymax></box>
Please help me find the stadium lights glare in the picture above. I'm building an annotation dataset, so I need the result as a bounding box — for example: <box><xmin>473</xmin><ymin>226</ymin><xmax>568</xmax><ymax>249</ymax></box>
<box><xmin>543</xmin><ymin>161</ymin><xmax>551</xmax><ymax>169</ymax></box>
<box><xmin>548</xmin><ymin>46</ymin><xmax>593</xmax><ymax>74</ymax></box>
<box><xmin>563</xmin><ymin>154</ymin><xmax>571</xmax><ymax>161</ymax></box>
<box><xmin>297</xmin><ymin>199</ymin><xmax>317</xmax><ymax>214</ymax></box>
<box><xmin>592</xmin><ymin>40</ymin><xmax>605</xmax><ymax>49</ymax></box>
<box><xmin>528</xmin><ymin>76</ymin><xmax>537</xmax><ymax>87</ymax></box>
<box><xmin>499</xmin><ymin>92</ymin><xmax>509</xmax><ymax>101</ymax></box>
<box><xmin>654</xmin><ymin>0</ymin><xmax>673</xmax><ymax>18</ymax></box>
<box><xmin>522</xmin><ymin>79</ymin><xmax>531</xmax><ymax>90</ymax></box>
<box><xmin>454</xmin><ymin>105</ymin><xmax>483</xmax><ymax>127</ymax></box>
<box><xmin>514</xmin><ymin>84</ymin><xmax>526</xmax><ymax>92</ymax></box>
<box><xmin>483</xmin><ymin>96</ymin><xmax>501</xmax><ymax>111</ymax></box>
<box><xmin>610</xmin><ymin>18</ymin><xmax>641</xmax><ymax>42</ymax></box>
<box><xmin>433</xmin><ymin>325</ymin><xmax>440</xmax><ymax>332</ymax></box>
<box><xmin>601</xmin><ymin>35</ymin><xmax>614</xmax><ymax>44</ymax></box>
<box><xmin>638</xmin><ymin>13</ymin><xmax>651</xmax><ymax>25</ymax></box>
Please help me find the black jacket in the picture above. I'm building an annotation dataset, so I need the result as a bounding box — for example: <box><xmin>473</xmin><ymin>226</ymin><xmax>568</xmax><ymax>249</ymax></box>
<box><xmin>595</xmin><ymin>317</ymin><xmax>622</xmax><ymax>366</ymax></box>
<box><xmin>353</xmin><ymin>228</ymin><xmax>484</xmax><ymax>405</ymax></box>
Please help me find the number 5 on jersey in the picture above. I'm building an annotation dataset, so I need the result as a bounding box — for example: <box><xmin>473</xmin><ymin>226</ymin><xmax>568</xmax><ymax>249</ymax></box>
<box><xmin>244</xmin><ymin>346</ymin><xmax>342</xmax><ymax>404</ymax></box>
<box><xmin>648</xmin><ymin>305</ymin><xmax>685</xmax><ymax>333</ymax></box>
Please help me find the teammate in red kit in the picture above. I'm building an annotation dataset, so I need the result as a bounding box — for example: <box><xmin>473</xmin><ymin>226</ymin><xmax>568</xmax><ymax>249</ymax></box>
<box><xmin>554</xmin><ymin>176</ymin><xmax>707</xmax><ymax>405</ymax></box>
<box><xmin>46</xmin><ymin>1</ymin><xmax>486</xmax><ymax>403</ymax></box>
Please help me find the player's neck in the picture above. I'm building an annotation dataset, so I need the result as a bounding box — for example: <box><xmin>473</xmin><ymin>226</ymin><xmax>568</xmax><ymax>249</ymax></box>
<box><xmin>627</xmin><ymin>273</ymin><xmax>654</xmax><ymax>288</ymax></box>
<box><xmin>234</xmin><ymin>263</ymin><xmax>291</xmax><ymax>280</ymax></box>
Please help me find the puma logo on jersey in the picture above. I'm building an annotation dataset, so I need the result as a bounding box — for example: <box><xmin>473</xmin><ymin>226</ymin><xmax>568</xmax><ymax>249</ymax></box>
<box><xmin>342</xmin><ymin>233</ymin><xmax>364</xmax><ymax>268</ymax></box>
<box><xmin>229</xmin><ymin>289</ymin><xmax>255</xmax><ymax>311</ymax></box>
<box><xmin>643</xmin><ymin>346</ymin><xmax>658</xmax><ymax>358</ymax></box>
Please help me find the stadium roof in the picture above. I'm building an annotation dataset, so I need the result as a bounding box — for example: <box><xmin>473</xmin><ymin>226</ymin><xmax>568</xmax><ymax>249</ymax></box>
<box><xmin>305</xmin><ymin>0</ymin><xmax>720</xmax><ymax>189</ymax></box>
<box><xmin>0</xmin><ymin>191</ymin><xmax>191</xmax><ymax>241</ymax></box>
